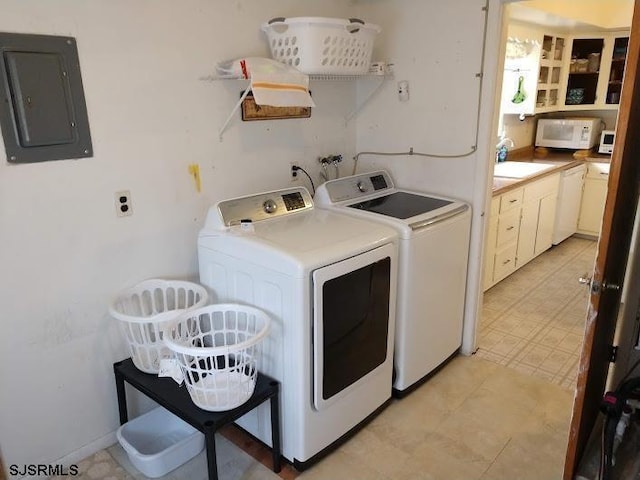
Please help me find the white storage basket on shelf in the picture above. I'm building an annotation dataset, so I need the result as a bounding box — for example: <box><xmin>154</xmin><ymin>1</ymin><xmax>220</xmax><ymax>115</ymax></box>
<box><xmin>163</xmin><ymin>304</ymin><xmax>271</xmax><ymax>412</ymax></box>
<box><xmin>261</xmin><ymin>17</ymin><xmax>380</xmax><ymax>74</ymax></box>
<box><xmin>109</xmin><ymin>279</ymin><xmax>209</xmax><ymax>374</ymax></box>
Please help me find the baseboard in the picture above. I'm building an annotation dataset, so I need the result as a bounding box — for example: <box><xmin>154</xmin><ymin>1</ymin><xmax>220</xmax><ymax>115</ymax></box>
<box><xmin>54</xmin><ymin>431</ymin><xmax>117</xmax><ymax>468</ymax></box>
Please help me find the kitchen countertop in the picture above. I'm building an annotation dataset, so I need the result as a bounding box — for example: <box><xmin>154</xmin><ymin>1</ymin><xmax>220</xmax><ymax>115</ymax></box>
<box><xmin>491</xmin><ymin>150</ymin><xmax>612</xmax><ymax>196</ymax></box>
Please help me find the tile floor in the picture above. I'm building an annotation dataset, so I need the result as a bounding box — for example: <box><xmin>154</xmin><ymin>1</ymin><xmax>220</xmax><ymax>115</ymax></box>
<box><xmin>476</xmin><ymin>237</ymin><xmax>597</xmax><ymax>388</ymax></box>
<box><xmin>53</xmin><ymin>239</ymin><xmax>595</xmax><ymax>480</ymax></box>
<box><xmin>54</xmin><ymin>356</ymin><xmax>574</xmax><ymax>480</ymax></box>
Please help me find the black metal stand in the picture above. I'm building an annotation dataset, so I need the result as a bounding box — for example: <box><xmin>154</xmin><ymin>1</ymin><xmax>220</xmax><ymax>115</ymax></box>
<box><xmin>113</xmin><ymin>358</ymin><xmax>281</xmax><ymax>480</ymax></box>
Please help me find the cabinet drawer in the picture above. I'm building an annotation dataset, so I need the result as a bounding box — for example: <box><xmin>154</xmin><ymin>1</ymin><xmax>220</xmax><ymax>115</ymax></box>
<box><xmin>496</xmin><ymin>210</ymin><xmax>520</xmax><ymax>247</ymax></box>
<box><xmin>586</xmin><ymin>162</ymin><xmax>610</xmax><ymax>179</ymax></box>
<box><xmin>494</xmin><ymin>243</ymin><xmax>517</xmax><ymax>282</ymax></box>
<box><xmin>499</xmin><ymin>188</ymin><xmax>524</xmax><ymax>213</ymax></box>
<box><xmin>523</xmin><ymin>173</ymin><xmax>560</xmax><ymax>202</ymax></box>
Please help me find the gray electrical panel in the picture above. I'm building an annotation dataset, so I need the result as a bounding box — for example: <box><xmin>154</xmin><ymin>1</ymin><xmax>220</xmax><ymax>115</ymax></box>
<box><xmin>0</xmin><ymin>32</ymin><xmax>92</xmax><ymax>163</ymax></box>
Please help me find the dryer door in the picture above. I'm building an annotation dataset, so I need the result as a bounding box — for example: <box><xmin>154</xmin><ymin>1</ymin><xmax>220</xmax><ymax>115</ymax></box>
<box><xmin>312</xmin><ymin>243</ymin><xmax>394</xmax><ymax>411</ymax></box>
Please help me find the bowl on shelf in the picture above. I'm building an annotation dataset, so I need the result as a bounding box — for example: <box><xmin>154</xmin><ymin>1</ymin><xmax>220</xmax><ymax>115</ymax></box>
<box><xmin>566</xmin><ymin>88</ymin><xmax>584</xmax><ymax>105</ymax></box>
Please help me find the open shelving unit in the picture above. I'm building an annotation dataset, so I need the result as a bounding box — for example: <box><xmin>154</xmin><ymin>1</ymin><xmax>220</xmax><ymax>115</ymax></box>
<box><xmin>606</xmin><ymin>37</ymin><xmax>629</xmax><ymax>105</ymax></box>
<box><xmin>203</xmin><ymin>73</ymin><xmax>392</xmax><ymax>140</ymax></box>
<box><xmin>565</xmin><ymin>38</ymin><xmax>604</xmax><ymax>106</ymax></box>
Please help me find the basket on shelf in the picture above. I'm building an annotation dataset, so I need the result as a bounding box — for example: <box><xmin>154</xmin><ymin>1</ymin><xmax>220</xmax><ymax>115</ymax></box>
<box><xmin>109</xmin><ymin>279</ymin><xmax>209</xmax><ymax>374</ymax></box>
<box><xmin>261</xmin><ymin>16</ymin><xmax>380</xmax><ymax>75</ymax></box>
<box><xmin>163</xmin><ymin>304</ymin><xmax>271</xmax><ymax>412</ymax></box>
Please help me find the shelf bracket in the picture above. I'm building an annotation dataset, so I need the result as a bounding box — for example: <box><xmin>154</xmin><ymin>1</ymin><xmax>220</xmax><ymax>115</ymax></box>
<box><xmin>345</xmin><ymin>76</ymin><xmax>387</xmax><ymax>124</ymax></box>
<box><xmin>218</xmin><ymin>87</ymin><xmax>252</xmax><ymax>141</ymax></box>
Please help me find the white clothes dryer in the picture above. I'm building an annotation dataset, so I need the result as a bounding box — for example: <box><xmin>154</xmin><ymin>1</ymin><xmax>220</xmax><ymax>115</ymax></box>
<box><xmin>315</xmin><ymin>170</ymin><xmax>471</xmax><ymax>397</ymax></box>
<box><xmin>197</xmin><ymin>186</ymin><xmax>398</xmax><ymax>468</ymax></box>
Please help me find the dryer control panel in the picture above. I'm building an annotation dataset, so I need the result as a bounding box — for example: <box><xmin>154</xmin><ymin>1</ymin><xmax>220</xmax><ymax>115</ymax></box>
<box><xmin>215</xmin><ymin>187</ymin><xmax>313</xmax><ymax>227</ymax></box>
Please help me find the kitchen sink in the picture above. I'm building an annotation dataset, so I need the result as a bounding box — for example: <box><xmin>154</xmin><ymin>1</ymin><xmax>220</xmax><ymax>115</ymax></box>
<box><xmin>494</xmin><ymin>161</ymin><xmax>557</xmax><ymax>179</ymax></box>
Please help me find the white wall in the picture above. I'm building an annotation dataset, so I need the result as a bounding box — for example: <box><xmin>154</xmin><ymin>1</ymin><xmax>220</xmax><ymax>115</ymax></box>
<box><xmin>0</xmin><ymin>0</ymin><xmax>504</xmax><ymax>469</ymax></box>
<box><xmin>0</xmin><ymin>0</ymin><xmax>359</xmax><ymax>469</ymax></box>
<box><xmin>352</xmin><ymin>0</ymin><xmax>504</xmax><ymax>354</ymax></box>
<box><xmin>502</xmin><ymin>114</ymin><xmax>538</xmax><ymax>148</ymax></box>
<box><xmin>353</xmin><ymin>0</ymin><xmax>488</xmax><ymax>199</ymax></box>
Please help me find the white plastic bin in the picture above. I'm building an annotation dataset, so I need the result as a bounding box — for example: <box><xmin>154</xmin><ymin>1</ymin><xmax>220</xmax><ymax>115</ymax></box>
<box><xmin>163</xmin><ymin>304</ymin><xmax>271</xmax><ymax>411</ymax></box>
<box><xmin>109</xmin><ymin>279</ymin><xmax>209</xmax><ymax>373</ymax></box>
<box><xmin>116</xmin><ymin>406</ymin><xmax>204</xmax><ymax>478</ymax></box>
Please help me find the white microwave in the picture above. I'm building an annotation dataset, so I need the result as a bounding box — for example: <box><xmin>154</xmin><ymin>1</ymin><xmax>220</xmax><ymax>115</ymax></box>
<box><xmin>535</xmin><ymin>118</ymin><xmax>602</xmax><ymax>150</ymax></box>
<box><xmin>599</xmin><ymin>130</ymin><xmax>616</xmax><ymax>154</ymax></box>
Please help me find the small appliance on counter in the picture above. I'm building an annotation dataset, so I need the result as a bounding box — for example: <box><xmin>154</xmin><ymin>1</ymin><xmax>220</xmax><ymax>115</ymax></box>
<box><xmin>599</xmin><ymin>129</ymin><xmax>616</xmax><ymax>154</ymax></box>
<box><xmin>535</xmin><ymin>117</ymin><xmax>602</xmax><ymax>150</ymax></box>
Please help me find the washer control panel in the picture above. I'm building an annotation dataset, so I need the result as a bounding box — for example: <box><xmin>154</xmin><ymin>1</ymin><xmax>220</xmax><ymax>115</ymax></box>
<box><xmin>217</xmin><ymin>187</ymin><xmax>313</xmax><ymax>226</ymax></box>
<box><xmin>319</xmin><ymin>170</ymin><xmax>394</xmax><ymax>203</ymax></box>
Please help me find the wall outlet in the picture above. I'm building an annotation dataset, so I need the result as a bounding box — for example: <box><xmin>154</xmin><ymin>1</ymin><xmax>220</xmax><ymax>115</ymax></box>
<box><xmin>290</xmin><ymin>163</ymin><xmax>299</xmax><ymax>182</ymax></box>
<box><xmin>115</xmin><ymin>190</ymin><xmax>132</xmax><ymax>217</ymax></box>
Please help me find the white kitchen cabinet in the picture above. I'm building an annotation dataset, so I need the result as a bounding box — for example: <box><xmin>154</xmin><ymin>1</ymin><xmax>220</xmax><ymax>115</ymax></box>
<box><xmin>484</xmin><ymin>173</ymin><xmax>560</xmax><ymax>290</ymax></box>
<box><xmin>501</xmin><ymin>24</ymin><xmax>629</xmax><ymax>114</ymax></box>
<box><xmin>561</xmin><ymin>31</ymin><xmax>629</xmax><ymax>111</ymax></box>
<box><xmin>483</xmin><ymin>210</ymin><xmax>499</xmax><ymax>290</ymax></box>
<box><xmin>484</xmin><ymin>190</ymin><xmax>522</xmax><ymax>291</ymax></box>
<box><xmin>501</xmin><ymin>25</ymin><xmax>565</xmax><ymax>116</ymax></box>
<box><xmin>517</xmin><ymin>200</ymin><xmax>538</xmax><ymax>267</ymax></box>
<box><xmin>553</xmin><ymin>164</ymin><xmax>587</xmax><ymax>245</ymax></box>
<box><xmin>536</xmin><ymin>34</ymin><xmax>566</xmax><ymax>112</ymax></box>
<box><xmin>577</xmin><ymin>162</ymin><xmax>610</xmax><ymax>236</ymax></box>
<box><xmin>516</xmin><ymin>173</ymin><xmax>560</xmax><ymax>268</ymax></box>
<box><xmin>605</xmin><ymin>36</ymin><xmax>629</xmax><ymax>105</ymax></box>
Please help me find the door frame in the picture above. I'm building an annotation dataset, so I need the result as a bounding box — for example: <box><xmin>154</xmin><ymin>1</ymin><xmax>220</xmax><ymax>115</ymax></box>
<box><xmin>563</xmin><ymin>1</ymin><xmax>640</xmax><ymax>477</ymax></box>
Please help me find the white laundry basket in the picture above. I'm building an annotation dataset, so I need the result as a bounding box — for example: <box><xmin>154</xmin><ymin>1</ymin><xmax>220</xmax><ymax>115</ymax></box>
<box><xmin>261</xmin><ymin>17</ymin><xmax>381</xmax><ymax>74</ymax></box>
<box><xmin>109</xmin><ymin>279</ymin><xmax>209</xmax><ymax>374</ymax></box>
<box><xmin>163</xmin><ymin>304</ymin><xmax>271</xmax><ymax>412</ymax></box>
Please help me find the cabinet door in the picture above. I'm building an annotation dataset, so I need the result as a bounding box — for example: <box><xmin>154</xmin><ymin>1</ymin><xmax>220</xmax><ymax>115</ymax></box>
<box><xmin>517</xmin><ymin>200</ymin><xmax>538</xmax><ymax>268</ymax></box>
<box><xmin>606</xmin><ymin>36</ymin><xmax>629</xmax><ymax>105</ymax></box>
<box><xmin>535</xmin><ymin>193</ymin><xmax>558</xmax><ymax>256</ymax></box>
<box><xmin>483</xmin><ymin>216</ymin><xmax>498</xmax><ymax>291</ymax></box>
<box><xmin>536</xmin><ymin>35</ymin><xmax>565</xmax><ymax>112</ymax></box>
<box><xmin>578</xmin><ymin>178</ymin><xmax>608</xmax><ymax>235</ymax></box>
<box><xmin>494</xmin><ymin>243</ymin><xmax>518</xmax><ymax>284</ymax></box>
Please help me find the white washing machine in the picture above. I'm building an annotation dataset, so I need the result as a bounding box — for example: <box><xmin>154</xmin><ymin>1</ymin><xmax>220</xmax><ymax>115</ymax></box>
<box><xmin>315</xmin><ymin>170</ymin><xmax>471</xmax><ymax>396</ymax></box>
<box><xmin>197</xmin><ymin>186</ymin><xmax>398</xmax><ymax>468</ymax></box>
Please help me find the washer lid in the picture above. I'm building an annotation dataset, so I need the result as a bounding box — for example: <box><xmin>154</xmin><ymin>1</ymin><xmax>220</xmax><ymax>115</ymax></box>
<box><xmin>348</xmin><ymin>191</ymin><xmax>453</xmax><ymax>219</ymax></box>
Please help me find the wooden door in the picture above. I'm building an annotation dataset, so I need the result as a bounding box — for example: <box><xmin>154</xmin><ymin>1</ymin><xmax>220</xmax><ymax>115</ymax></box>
<box><xmin>563</xmin><ymin>1</ymin><xmax>640</xmax><ymax>477</ymax></box>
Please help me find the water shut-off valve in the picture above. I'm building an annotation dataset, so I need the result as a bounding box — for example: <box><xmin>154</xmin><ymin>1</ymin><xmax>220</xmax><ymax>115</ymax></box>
<box><xmin>319</xmin><ymin>155</ymin><xmax>343</xmax><ymax>181</ymax></box>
